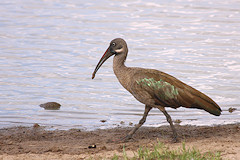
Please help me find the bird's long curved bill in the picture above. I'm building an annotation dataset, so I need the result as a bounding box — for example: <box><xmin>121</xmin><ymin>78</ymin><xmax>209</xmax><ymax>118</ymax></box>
<box><xmin>92</xmin><ymin>47</ymin><xmax>113</xmax><ymax>79</ymax></box>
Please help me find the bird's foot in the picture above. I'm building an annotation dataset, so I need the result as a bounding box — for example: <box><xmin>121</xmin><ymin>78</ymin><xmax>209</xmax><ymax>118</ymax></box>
<box><xmin>120</xmin><ymin>134</ymin><xmax>134</xmax><ymax>142</ymax></box>
<box><xmin>107</xmin><ymin>135</ymin><xmax>133</xmax><ymax>143</ymax></box>
<box><xmin>171</xmin><ymin>135</ymin><xmax>179</xmax><ymax>143</ymax></box>
<box><xmin>171</xmin><ymin>137</ymin><xmax>179</xmax><ymax>143</ymax></box>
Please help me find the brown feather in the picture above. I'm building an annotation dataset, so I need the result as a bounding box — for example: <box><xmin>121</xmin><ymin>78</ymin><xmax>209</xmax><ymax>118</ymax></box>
<box><xmin>129</xmin><ymin>68</ymin><xmax>221</xmax><ymax>116</ymax></box>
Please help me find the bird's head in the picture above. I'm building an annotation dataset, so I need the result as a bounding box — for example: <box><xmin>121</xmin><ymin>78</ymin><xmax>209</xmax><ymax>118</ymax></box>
<box><xmin>92</xmin><ymin>38</ymin><xmax>127</xmax><ymax>79</ymax></box>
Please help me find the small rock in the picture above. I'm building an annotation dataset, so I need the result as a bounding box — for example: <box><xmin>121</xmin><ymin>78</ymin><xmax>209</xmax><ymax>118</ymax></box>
<box><xmin>120</xmin><ymin>121</ymin><xmax>125</xmax><ymax>125</ymax></box>
<box><xmin>7</xmin><ymin>140</ymin><xmax>13</xmax><ymax>145</ymax></box>
<box><xmin>101</xmin><ymin>146</ymin><xmax>107</xmax><ymax>150</ymax></box>
<box><xmin>33</xmin><ymin>123</ymin><xmax>40</xmax><ymax>128</ymax></box>
<box><xmin>40</xmin><ymin>102</ymin><xmax>61</xmax><ymax>110</ymax></box>
<box><xmin>47</xmin><ymin>146</ymin><xmax>63</xmax><ymax>152</ymax></box>
<box><xmin>100</xmin><ymin>120</ymin><xmax>107</xmax><ymax>123</ymax></box>
<box><xmin>174</xmin><ymin>119</ymin><xmax>182</xmax><ymax>124</ymax></box>
<box><xmin>228</xmin><ymin>107</ymin><xmax>237</xmax><ymax>113</ymax></box>
<box><xmin>129</xmin><ymin>122</ymin><xmax>133</xmax><ymax>126</ymax></box>
<box><xmin>88</xmin><ymin>144</ymin><xmax>96</xmax><ymax>149</ymax></box>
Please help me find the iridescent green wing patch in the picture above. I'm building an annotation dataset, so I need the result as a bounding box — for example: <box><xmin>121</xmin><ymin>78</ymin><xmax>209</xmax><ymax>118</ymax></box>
<box><xmin>136</xmin><ymin>78</ymin><xmax>179</xmax><ymax>100</ymax></box>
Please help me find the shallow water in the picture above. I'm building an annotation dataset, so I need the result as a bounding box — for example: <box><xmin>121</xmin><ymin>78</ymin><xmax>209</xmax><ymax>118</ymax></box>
<box><xmin>0</xmin><ymin>0</ymin><xmax>239</xmax><ymax>130</ymax></box>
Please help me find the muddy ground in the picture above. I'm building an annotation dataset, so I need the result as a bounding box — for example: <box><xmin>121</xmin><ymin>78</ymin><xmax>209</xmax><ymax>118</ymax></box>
<box><xmin>0</xmin><ymin>123</ymin><xmax>239</xmax><ymax>159</ymax></box>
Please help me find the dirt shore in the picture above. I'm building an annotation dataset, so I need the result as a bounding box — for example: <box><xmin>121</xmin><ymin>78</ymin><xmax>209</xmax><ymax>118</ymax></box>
<box><xmin>0</xmin><ymin>123</ymin><xmax>239</xmax><ymax>160</ymax></box>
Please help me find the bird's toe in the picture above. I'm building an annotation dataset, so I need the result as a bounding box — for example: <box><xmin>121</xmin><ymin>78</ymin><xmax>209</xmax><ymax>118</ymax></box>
<box><xmin>120</xmin><ymin>135</ymin><xmax>134</xmax><ymax>142</ymax></box>
<box><xmin>171</xmin><ymin>137</ymin><xmax>179</xmax><ymax>143</ymax></box>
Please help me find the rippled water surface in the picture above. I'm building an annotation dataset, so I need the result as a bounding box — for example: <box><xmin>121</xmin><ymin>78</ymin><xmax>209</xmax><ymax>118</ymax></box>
<box><xmin>0</xmin><ymin>0</ymin><xmax>239</xmax><ymax>130</ymax></box>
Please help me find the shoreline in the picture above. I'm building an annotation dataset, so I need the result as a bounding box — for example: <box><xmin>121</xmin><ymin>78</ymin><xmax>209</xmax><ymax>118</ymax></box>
<box><xmin>0</xmin><ymin>123</ymin><xmax>239</xmax><ymax>159</ymax></box>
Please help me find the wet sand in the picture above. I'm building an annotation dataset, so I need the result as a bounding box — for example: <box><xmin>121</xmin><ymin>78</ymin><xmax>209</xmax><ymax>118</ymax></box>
<box><xmin>0</xmin><ymin>123</ymin><xmax>239</xmax><ymax>159</ymax></box>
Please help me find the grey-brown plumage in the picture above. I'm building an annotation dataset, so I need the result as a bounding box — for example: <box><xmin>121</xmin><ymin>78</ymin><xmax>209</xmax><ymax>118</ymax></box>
<box><xmin>92</xmin><ymin>38</ymin><xmax>222</xmax><ymax>142</ymax></box>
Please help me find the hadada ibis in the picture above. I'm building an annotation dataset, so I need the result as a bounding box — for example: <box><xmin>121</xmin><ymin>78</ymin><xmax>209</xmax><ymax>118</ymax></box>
<box><xmin>92</xmin><ymin>38</ymin><xmax>222</xmax><ymax>142</ymax></box>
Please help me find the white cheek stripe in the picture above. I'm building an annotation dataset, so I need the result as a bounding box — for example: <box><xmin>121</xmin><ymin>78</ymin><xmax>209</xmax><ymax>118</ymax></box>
<box><xmin>115</xmin><ymin>48</ymin><xmax>123</xmax><ymax>53</ymax></box>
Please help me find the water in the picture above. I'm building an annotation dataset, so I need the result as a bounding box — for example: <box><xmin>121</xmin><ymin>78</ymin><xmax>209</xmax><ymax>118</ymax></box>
<box><xmin>0</xmin><ymin>0</ymin><xmax>239</xmax><ymax>130</ymax></box>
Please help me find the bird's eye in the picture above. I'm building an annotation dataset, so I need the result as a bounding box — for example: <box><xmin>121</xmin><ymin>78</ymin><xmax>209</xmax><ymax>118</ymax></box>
<box><xmin>112</xmin><ymin>42</ymin><xmax>116</xmax><ymax>46</ymax></box>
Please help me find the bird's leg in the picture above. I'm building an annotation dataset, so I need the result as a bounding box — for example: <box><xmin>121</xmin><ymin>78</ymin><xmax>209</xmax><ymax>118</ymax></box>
<box><xmin>157</xmin><ymin>106</ymin><xmax>178</xmax><ymax>142</ymax></box>
<box><xmin>121</xmin><ymin>105</ymin><xmax>152</xmax><ymax>142</ymax></box>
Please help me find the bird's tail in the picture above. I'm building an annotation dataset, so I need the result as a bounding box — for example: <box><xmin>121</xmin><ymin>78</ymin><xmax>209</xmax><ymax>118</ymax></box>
<box><xmin>191</xmin><ymin>92</ymin><xmax>222</xmax><ymax>116</ymax></box>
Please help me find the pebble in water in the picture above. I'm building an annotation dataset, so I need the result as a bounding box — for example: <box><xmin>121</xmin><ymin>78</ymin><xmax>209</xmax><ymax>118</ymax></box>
<box><xmin>228</xmin><ymin>107</ymin><xmax>237</xmax><ymax>113</ymax></box>
<box><xmin>40</xmin><ymin>102</ymin><xmax>61</xmax><ymax>110</ymax></box>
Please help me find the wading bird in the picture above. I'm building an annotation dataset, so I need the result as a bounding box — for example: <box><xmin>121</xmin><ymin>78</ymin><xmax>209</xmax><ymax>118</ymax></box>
<box><xmin>92</xmin><ymin>38</ymin><xmax>221</xmax><ymax>142</ymax></box>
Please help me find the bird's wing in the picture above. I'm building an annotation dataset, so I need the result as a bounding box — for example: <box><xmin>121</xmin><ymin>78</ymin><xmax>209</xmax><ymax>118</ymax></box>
<box><xmin>130</xmin><ymin>69</ymin><xmax>221</xmax><ymax>115</ymax></box>
<box><xmin>130</xmin><ymin>70</ymin><xmax>182</xmax><ymax>107</ymax></box>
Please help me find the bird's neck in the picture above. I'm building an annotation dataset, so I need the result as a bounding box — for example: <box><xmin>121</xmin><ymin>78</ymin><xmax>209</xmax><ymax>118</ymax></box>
<box><xmin>113</xmin><ymin>53</ymin><xmax>131</xmax><ymax>91</ymax></box>
<box><xmin>113</xmin><ymin>53</ymin><xmax>128</xmax><ymax>74</ymax></box>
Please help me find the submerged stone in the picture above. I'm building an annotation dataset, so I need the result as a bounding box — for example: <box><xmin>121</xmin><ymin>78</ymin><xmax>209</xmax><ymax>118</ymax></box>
<box><xmin>40</xmin><ymin>102</ymin><xmax>61</xmax><ymax>110</ymax></box>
